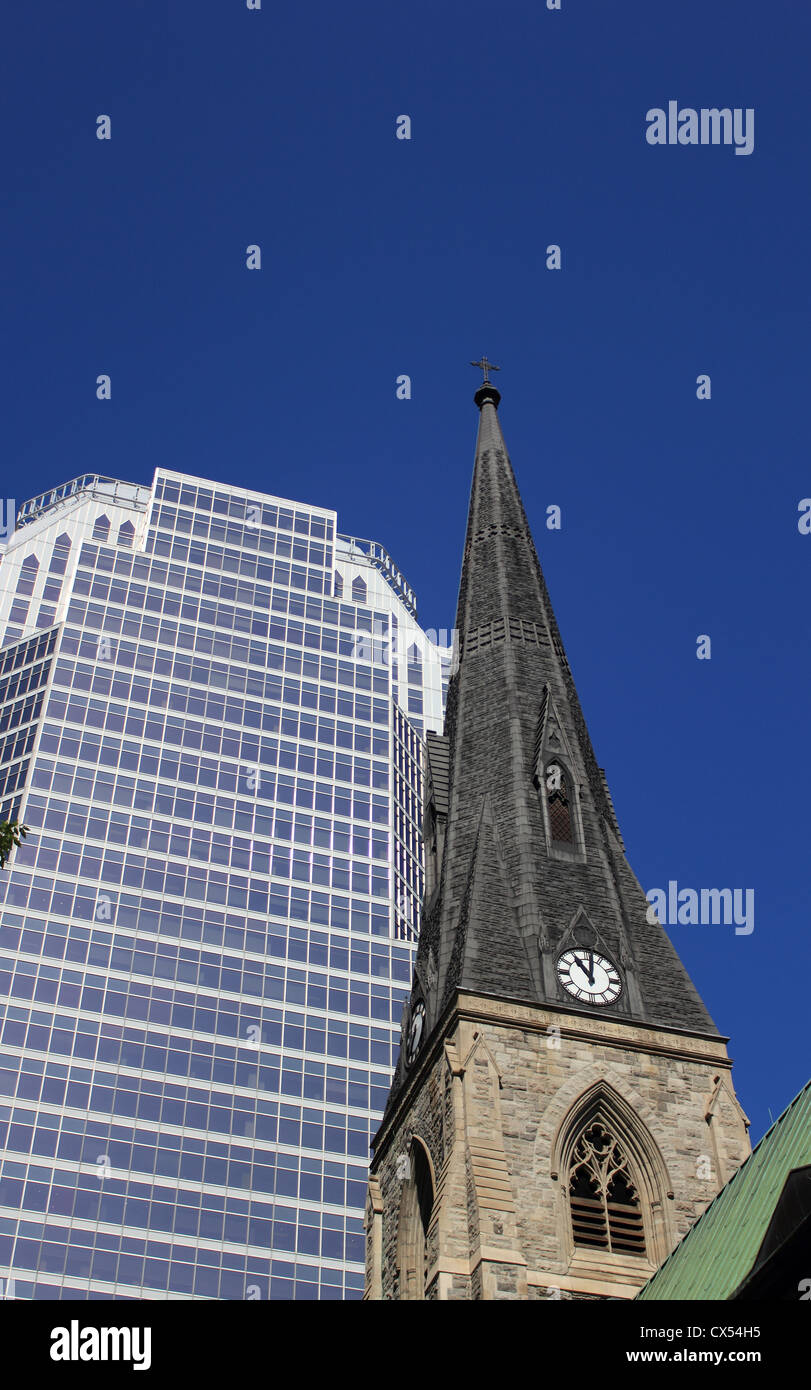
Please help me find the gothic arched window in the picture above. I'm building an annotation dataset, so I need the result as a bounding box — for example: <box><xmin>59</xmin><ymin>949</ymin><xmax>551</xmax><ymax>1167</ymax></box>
<box><xmin>16</xmin><ymin>555</ymin><xmax>38</xmax><ymax>595</ymax></box>
<box><xmin>117</xmin><ymin>520</ymin><xmax>135</xmax><ymax>547</ymax></box>
<box><xmin>397</xmin><ymin>1139</ymin><xmax>435</xmax><ymax>1299</ymax></box>
<box><xmin>546</xmin><ymin>762</ymin><xmax>574</xmax><ymax>844</ymax></box>
<box><xmin>407</xmin><ymin>642</ymin><xmax>422</xmax><ymax>685</ymax></box>
<box><xmin>93</xmin><ymin>515</ymin><xmax>110</xmax><ymax>542</ymax></box>
<box><xmin>568</xmin><ymin>1122</ymin><xmax>646</xmax><ymax>1257</ymax></box>
<box><xmin>352</xmin><ymin>575</ymin><xmax>367</xmax><ymax>604</ymax></box>
<box><xmin>50</xmin><ymin>533</ymin><xmax>71</xmax><ymax>573</ymax></box>
<box><xmin>334</xmin><ymin>571</ymin><xmax>343</xmax><ymax>599</ymax></box>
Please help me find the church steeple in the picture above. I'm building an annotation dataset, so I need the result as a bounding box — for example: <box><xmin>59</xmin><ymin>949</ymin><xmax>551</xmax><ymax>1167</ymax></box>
<box><xmin>390</xmin><ymin>374</ymin><xmax>715</xmax><ymax>1108</ymax></box>
<box><xmin>365</xmin><ymin>373</ymin><xmax>749</xmax><ymax>1302</ymax></box>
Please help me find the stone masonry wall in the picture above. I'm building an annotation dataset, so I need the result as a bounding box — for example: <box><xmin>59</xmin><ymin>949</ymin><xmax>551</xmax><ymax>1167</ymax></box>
<box><xmin>367</xmin><ymin>999</ymin><xmax>750</xmax><ymax>1300</ymax></box>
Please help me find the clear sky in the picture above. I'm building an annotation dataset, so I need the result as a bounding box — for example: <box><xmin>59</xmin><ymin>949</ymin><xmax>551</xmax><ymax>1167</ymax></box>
<box><xmin>4</xmin><ymin>1</ymin><xmax>809</xmax><ymax>1142</ymax></box>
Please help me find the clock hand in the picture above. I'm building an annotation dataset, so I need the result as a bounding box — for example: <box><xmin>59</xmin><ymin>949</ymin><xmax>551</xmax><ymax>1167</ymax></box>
<box><xmin>577</xmin><ymin>953</ymin><xmax>594</xmax><ymax>985</ymax></box>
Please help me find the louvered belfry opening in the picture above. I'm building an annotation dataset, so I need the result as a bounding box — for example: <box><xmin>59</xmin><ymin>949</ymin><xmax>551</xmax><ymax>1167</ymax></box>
<box><xmin>546</xmin><ymin>763</ymin><xmax>574</xmax><ymax>843</ymax></box>
<box><xmin>568</xmin><ymin>1123</ymin><xmax>646</xmax><ymax>1257</ymax></box>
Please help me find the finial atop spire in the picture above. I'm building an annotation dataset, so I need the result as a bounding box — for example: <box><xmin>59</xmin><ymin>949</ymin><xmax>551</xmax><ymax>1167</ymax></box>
<box><xmin>470</xmin><ymin>355</ymin><xmax>502</xmax><ymax>410</ymax></box>
<box><xmin>470</xmin><ymin>355</ymin><xmax>500</xmax><ymax>385</ymax></box>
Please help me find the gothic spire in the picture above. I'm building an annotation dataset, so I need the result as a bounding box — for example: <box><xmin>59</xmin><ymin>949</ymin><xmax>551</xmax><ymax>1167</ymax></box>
<box><xmin>387</xmin><ymin>375</ymin><xmax>718</xmax><ymax>1107</ymax></box>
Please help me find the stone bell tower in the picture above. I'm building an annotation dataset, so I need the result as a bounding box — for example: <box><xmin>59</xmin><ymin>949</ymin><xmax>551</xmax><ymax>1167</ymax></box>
<box><xmin>364</xmin><ymin>367</ymin><xmax>749</xmax><ymax>1300</ymax></box>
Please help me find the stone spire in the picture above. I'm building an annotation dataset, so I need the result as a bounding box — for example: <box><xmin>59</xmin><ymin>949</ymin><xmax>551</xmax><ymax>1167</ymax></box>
<box><xmin>386</xmin><ymin>375</ymin><xmax>717</xmax><ymax>1109</ymax></box>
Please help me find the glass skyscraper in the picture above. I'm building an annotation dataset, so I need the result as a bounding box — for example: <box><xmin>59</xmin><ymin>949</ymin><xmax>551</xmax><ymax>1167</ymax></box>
<box><xmin>0</xmin><ymin>470</ymin><xmax>446</xmax><ymax>1300</ymax></box>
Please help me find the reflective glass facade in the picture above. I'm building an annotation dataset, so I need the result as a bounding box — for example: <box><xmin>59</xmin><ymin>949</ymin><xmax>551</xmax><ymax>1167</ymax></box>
<box><xmin>0</xmin><ymin>471</ymin><xmax>444</xmax><ymax>1299</ymax></box>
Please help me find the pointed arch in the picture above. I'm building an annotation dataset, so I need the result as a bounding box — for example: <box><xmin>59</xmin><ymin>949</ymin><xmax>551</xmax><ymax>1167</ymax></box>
<box><xmin>117</xmin><ymin>519</ymin><xmax>135</xmax><ymax>547</ymax></box>
<box><xmin>533</xmin><ymin>686</ymin><xmax>586</xmax><ymax>860</ymax></box>
<box><xmin>92</xmin><ymin>515</ymin><xmax>110</xmax><ymax>541</ymax></box>
<box><xmin>351</xmin><ymin>575</ymin><xmax>367</xmax><ymax>604</ymax></box>
<box><xmin>396</xmin><ymin>1136</ymin><xmax>436</xmax><ymax>1300</ymax></box>
<box><xmin>16</xmin><ymin>555</ymin><xmax>38</xmax><ymax>595</ymax></box>
<box><xmin>545</xmin><ymin>760</ymin><xmax>574</xmax><ymax>843</ymax></box>
<box><xmin>553</xmin><ymin>1080</ymin><xmax>673</xmax><ymax>1267</ymax></box>
<box><xmin>49</xmin><ymin>533</ymin><xmax>71</xmax><ymax>575</ymax></box>
<box><xmin>333</xmin><ymin>570</ymin><xmax>343</xmax><ymax>599</ymax></box>
<box><xmin>406</xmin><ymin>641</ymin><xmax>423</xmax><ymax>690</ymax></box>
<box><xmin>536</xmin><ymin>754</ymin><xmax>586</xmax><ymax>860</ymax></box>
<box><xmin>568</xmin><ymin>1122</ymin><xmax>645</xmax><ymax>1254</ymax></box>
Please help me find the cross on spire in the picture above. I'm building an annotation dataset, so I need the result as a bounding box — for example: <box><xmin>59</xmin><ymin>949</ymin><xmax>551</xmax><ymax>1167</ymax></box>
<box><xmin>470</xmin><ymin>355</ymin><xmax>501</xmax><ymax>385</ymax></box>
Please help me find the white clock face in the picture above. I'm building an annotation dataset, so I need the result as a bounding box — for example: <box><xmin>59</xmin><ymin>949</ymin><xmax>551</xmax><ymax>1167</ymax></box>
<box><xmin>556</xmin><ymin>949</ymin><xmax>621</xmax><ymax>1005</ymax></box>
<box><xmin>406</xmin><ymin>1002</ymin><xmax>425</xmax><ymax>1064</ymax></box>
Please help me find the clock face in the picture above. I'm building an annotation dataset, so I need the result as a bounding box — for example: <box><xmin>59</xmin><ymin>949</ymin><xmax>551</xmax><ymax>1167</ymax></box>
<box><xmin>406</xmin><ymin>1001</ymin><xmax>426</xmax><ymax>1065</ymax></box>
<box><xmin>556</xmin><ymin>949</ymin><xmax>622</xmax><ymax>1005</ymax></box>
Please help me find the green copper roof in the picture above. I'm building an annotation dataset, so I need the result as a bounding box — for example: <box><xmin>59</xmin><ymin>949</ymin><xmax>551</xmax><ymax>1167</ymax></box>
<box><xmin>638</xmin><ymin>1080</ymin><xmax>811</xmax><ymax>1300</ymax></box>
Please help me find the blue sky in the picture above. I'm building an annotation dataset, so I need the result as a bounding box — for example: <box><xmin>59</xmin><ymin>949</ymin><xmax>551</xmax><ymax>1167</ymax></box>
<box><xmin>4</xmin><ymin>1</ymin><xmax>810</xmax><ymax>1141</ymax></box>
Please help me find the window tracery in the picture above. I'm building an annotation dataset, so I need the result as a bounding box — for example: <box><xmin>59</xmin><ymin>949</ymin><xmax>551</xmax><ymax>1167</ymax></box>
<box><xmin>568</xmin><ymin>1121</ymin><xmax>646</xmax><ymax>1256</ymax></box>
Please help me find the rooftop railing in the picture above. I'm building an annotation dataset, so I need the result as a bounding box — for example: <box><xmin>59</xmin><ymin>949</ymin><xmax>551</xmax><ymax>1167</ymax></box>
<box><xmin>16</xmin><ymin>475</ymin><xmax>152</xmax><ymax>528</ymax></box>
<box><xmin>337</xmin><ymin>533</ymin><xmax>418</xmax><ymax>617</ymax></box>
